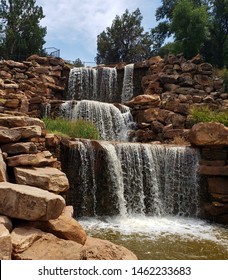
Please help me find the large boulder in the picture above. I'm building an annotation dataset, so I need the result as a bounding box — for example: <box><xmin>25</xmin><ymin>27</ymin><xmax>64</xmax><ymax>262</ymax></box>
<box><xmin>189</xmin><ymin>122</ymin><xmax>228</xmax><ymax>146</ymax></box>
<box><xmin>0</xmin><ymin>127</ymin><xmax>21</xmax><ymax>143</ymax></box>
<box><xmin>11</xmin><ymin>227</ymin><xmax>83</xmax><ymax>260</ymax></box>
<box><xmin>1</xmin><ymin>142</ymin><xmax>37</xmax><ymax>155</ymax></box>
<box><xmin>0</xmin><ymin>149</ymin><xmax>8</xmax><ymax>182</ymax></box>
<box><xmin>28</xmin><ymin>214</ymin><xmax>87</xmax><ymax>245</ymax></box>
<box><xmin>81</xmin><ymin>237</ymin><xmax>137</xmax><ymax>260</ymax></box>
<box><xmin>14</xmin><ymin>166</ymin><xmax>69</xmax><ymax>193</ymax></box>
<box><xmin>0</xmin><ymin>182</ymin><xmax>65</xmax><ymax>221</ymax></box>
<box><xmin>0</xmin><ymin>224</ymin><xmax>12</xmax><ymax>260</ymax></box>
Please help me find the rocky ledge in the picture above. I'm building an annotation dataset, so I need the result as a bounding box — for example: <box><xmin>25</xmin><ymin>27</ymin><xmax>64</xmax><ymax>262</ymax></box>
<box><xmin>0</xmin><ymin>114</ymin><xmax>137</xmax><ymax>260</ymax></box>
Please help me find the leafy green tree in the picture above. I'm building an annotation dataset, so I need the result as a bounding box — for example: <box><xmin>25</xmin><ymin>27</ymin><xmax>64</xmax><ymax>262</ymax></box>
<box><xmin>0</xmin><ymin>0</ymin><xmax>46</xmax><ymax>60</ymax></box>
<box><xmin>73</xmin><ymin>58</ymin><xmax>85</xmax><ymax>67</ymax></box>
<box><xmin>152</xmin><ymin>0</ymin><xmax>228</xmax><ymax>67</ymax></box>
<box><xmin>170</xmin><ymin>0</ymin><xmax>209</xmax><ymax>58</ymax></box>
<box><xmin>96</xmin><ymin>8</ymin><xmax>152</xmax><ymax>64</ymax></box>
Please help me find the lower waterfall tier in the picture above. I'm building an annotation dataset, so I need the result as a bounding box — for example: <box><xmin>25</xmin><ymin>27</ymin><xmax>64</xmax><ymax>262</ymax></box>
<box><xmin>61</xmin><ymin>140</ymin><xmax>201</xmax><ymax>218</ymax></box>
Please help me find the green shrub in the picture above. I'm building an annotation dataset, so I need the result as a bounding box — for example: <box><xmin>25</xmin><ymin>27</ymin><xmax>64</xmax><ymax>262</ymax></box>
<box><xmin>43</xmin><ymin>118</ymin><xmax>100</xmax><ymax>140</ymax></box>
<box><xmin>190</xmin><ymin>106</ymin><xmax>228</xmax><ymax>126</ymax></box>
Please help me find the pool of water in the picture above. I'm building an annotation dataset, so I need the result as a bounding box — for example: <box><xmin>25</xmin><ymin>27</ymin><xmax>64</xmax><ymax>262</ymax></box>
<box><xmin>79</xmin><ymin>215</ymin><xmax>228</xmax><ymax>260</ymax></box>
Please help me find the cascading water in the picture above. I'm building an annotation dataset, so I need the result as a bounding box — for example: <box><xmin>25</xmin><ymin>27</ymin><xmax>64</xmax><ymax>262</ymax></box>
<box><xmin>59</xmin><ymin>100</ymin><xmax>134</xmax><ymax>141</ymax></box>
<box><xmin>121</xmin><ymin>63</ymin><xmax>134</xmax><ymax>103</ymax></box>
<box><xmin>63</xmin><ymin>140</ymin><xmax>200</xmax><ymax>218</ymax></box>
<box><xmin>62</xmin><ymin>140</ymin><xmax>228</xmax><ymax>260</ymax></box>
<box><xmin>67</xmin><ymin>66</ymin><xmax>117</xmax><ymax>102</ymax></box>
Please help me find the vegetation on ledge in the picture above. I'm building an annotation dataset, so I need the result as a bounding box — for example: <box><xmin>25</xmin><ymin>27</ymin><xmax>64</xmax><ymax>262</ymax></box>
<box><xmin>190</xmin><ymin>106</ymin><xmax>228</xmax><ymax>127</ymax></box>
<box><xmin>43</xmin><ymin>118</ymin><xmax>100</xmax><ymax>140</ymax></box>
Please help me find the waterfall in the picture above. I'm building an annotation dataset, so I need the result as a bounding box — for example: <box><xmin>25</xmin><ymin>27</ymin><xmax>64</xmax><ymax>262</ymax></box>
<box><xmin>63</xmin><ymin>140</ymin><xmax>200</xmax><ymax>218</ymax></box>
<box><xmin>67</xmin><ymin>66</ymin><xmax>117</xmax><ymax>102</ymax></box>
<box><xmin>59</xmin><ymin>100</ymin><xmax>134</xmax><ymax>141</ymax></box>
<box><xmin>121</xmin><ymin>64</ymin><xmax>134</xmax><ymax>103</ymax></box>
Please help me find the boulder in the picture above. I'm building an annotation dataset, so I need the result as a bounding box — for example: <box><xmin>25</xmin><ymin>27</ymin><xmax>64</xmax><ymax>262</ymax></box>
<box><xmin>1</xmin><ymin>142</ymin><xmax>37</xmax><ymax>155</ymax></box>
<box><xmin>11</xmin><ymin>227</ymin><xmax>83</xmax><ymax>260</ymax></box>
<box><xmin>12</xmin><ymin>125</ymin><xmax>42</xmax><ymax>139</ymax></box>
<box><xmin>0</xmin><ymin>224</ymin><xmax>12</xmax><ymax>260</ymax></box>
<box><xmin>29</xmin><ymin>214</ymin><xmax>87</xmax><ymax>245</ymax></box>
<box><xmin>0</xmin><ymin>126</ymin><xmax>21</xmax><ymax>143</ymax></box>
<box><xmin>0</xmin><ymin>182</ymin><xmax>65</xmax><ymax>221</ymax></box>
<box><xmin>0</xmin><ymin>215</ymin><xmax>13</xmax><ymax>232</ymax></box>
<box><xmin>0</xmin><ymin>149</ymin><xmax>8</xmax><ymax>182</ymax></box>
<box><xmin>208</xmin><ymin>177</ymin><xmax>228</xmax><ymax>194</ymax></box>
<box><xmin>0</xmin><ymin>116</ymin><xmax>27</xmax><ymax>127</ymax></box>
<box><xmin>81</xmin><ymin>237</ymin><xmax>137</xmax><ymax>260</ymax></box>
<box><xmin>14</xmin><ymin>166</ymin><xmax>69</xmax><ymax>193</ymax></box>
<box><xmin>189</xmin><ymin>122</ymin><xmax>228</xmax><ymax>146</ymax></box>
<box><xmin>125</xmin><ymin>94</ymin><xmax>161</xmax><ymax>108</ymax></box>
<box><xmin>7</xmin><ymin>151</ymin><xmax>57</xmax><ymax>167</ymax></box>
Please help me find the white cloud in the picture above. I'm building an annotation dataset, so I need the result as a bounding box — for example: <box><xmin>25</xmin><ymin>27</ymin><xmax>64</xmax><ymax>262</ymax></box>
<box><xmin>36</xmin><ymin>0</ymin><xmax>161</xmax><ymax>61</ymax></box>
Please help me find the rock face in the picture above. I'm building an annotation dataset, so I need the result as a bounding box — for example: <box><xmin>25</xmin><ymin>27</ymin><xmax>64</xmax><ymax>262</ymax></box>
<box><xmin>189</xmin><ymin>122</ymin><xmax>228</xmax><ymax>146</ymax></box>
<box><xmin>14</xmin><ymin>166</ymin><xmax>69</xmax><ymax>193</ymax></box>
<box><xmin>0</xmin><ymin>224</ymin><xmax>11</xmax><ymax>260</ymax></box>
<box><xmin>0</xmin><ymin>182</ymin><xmax>66</xmax><ymax>221</ymax></box>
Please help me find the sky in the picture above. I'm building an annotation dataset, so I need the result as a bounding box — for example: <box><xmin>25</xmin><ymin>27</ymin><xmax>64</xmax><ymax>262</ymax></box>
<box><xmin>36</xmin><ymin>0</ymin><xmax>161</xmax><ymax>65</ymax></box>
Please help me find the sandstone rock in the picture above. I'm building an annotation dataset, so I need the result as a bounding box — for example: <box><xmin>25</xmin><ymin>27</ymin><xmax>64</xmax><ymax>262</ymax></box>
<box><xmin>1</xmin><ymin>142</ymin><xmax>37</xmax><ymax>155</ymax></box>
<box><xmin>29</xmin><ymin>214</ymin><xmax>86</xmax><ymax>245</ymax></box>
<box><xmin>13</xmin><ymin>231</ymin><xmax>82</xmax><ymax>260</ymax></box>
<box><xmin>12</xmin><ymin>125</ymin><xmax>42</xmax><ymax>139</ymax></box>
<box><xmin>4</xmin><ymin>98</ymin><xmax>20</xmax><ymax>108</ymax></box>
<box><xmin>0</xmin><ymin>126</ymin><xmax>21</xmax><ymax>143</ymax></box>
<box><xmin>0</xmin><ymin>115</ymin><xmax>27</xmax><ymax>127</ymax></box>
<box><xmin>204</xmin><ymin>202</ymin><xmax>228</xmax><ymax>216</ymax></box>
<box><xmin>0</xmin><ymin>215</ymin><xmax>12</xmax><ymax>232</ymax></box>
<box><xmin>0</xmin><ymin>182</ymin><xmax>65</xmax><ymax>221</ymax></box>
<box><xmin>126</xmin><ymin>94</ymin><xmax>161</xmax><ymax>108</ymax></box>
<box><xmin>0</xmin><ymin>224</ymin><xmax>12</xmax><ymax>260</ymax></box>
<box><xmin>159</xmin><ymin>73</ymin><xmax>179</xmax><ymax>84</ymax></box>
<box><xmin>0</xmin><ymin>149</ymin><xmax>8</xmax><ymax>182</ymax></box>
<box><xmin>14</xmin><ymin>166</ymin><xmax>69</xmax><ymax>193</ymax></box>
<box><xmin>163</xmin><ymin>129</ymin><xmax>189</xmax><ymax>140</ymax></box>
<box><xmin>189</xmin><ymin>122</ymin><xmax>228</xmax><ymax>146</ymax></box>
<box><xmin>7</xmin><ymin>151</ymin><xmax>57</xmax><ymax>167</ymax></box>
<box><xmin>11</xmin><ymin>226</ymin><xmax>44</xmax><ymax>254</ymax></box>
<box><xmin>81</xmin><ymin>237</ymin><xmax>137</xmax><ymax>260</ymax></box>
<box><xmin>181</xmin><ymin>62</ymin><xmax>197</xmax><ymax>72</ymax></box>
<box><xmin>45</xmin><ymin>133</ymin><xmax>61</xmax><ymax>147</ymax></box>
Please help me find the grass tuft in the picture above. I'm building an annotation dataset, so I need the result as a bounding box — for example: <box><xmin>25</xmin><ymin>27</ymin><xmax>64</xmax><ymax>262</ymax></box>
<box><xmin>189</xmin><ymin>106</ymin><xmax>228</xmax><ymax>127</ymax></box>
<box><xmin>43</xmin><ymin>117</ymin><xmax>100</xmax><ymax>140</ymax></box>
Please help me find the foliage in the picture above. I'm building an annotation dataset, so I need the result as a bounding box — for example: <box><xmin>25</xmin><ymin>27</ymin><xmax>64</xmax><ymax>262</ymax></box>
<box><xmin>152</xmin><ymin>0</ymin><xmax>228</xmax><ymax>67</ymax></box>
<box><xmin>0</xmin><ymin>0</ymin><xmax>46</xmax><ymax>60</ymax></box>
<box><xmin>96</xmin><ymin>8</ymin><xmax>152</xmax><ymax>64</ymax></box>
<box><xmin>43</xmin><ymin>118</ymin><xmax>100</xmax><ymax>140</ymax></box>
<box><xmin>189</xmin><ymin>106</ymin><xmax>228</xmax><ymax>126</ymax></box>
<box><xmin>73</xmin><ymin>58</ymin><xmax>84</xmax><ymax>67</ymax></box>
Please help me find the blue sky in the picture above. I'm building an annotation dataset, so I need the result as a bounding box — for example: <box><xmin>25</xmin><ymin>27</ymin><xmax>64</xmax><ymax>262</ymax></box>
<box><xmin>36</xmin><ymin>0</ymin><xmax>161</xmax><ymax>65</ymax></box>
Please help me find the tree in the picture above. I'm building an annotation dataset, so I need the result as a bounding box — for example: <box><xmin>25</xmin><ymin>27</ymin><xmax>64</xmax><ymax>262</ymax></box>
<box><xmin>96</xmin><ymin>8</ymin><xmax>152</xmax><ymax>64</ymax></box>
<box><xmin>73</xmin><ymin>58</ymin><xmax>85</xmax><ymax>67</ymax></box>
<box><xmin>170</xmin><ymin>0</ymin><xmax>209</xmax><ymax>58</ymax></box>
<box><xmin>0</xmin><ymin>0</ymin><xmax>46</xmax><ymax>60</ymax></box>
<box><xmin>152</xmin><ymin>0</ymin><xmax>228</xmax><ymax>67</ymax></box>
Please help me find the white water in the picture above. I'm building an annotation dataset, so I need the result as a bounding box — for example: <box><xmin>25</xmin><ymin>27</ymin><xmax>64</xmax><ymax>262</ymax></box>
<box><xmin>67</xmin><ymin>67</ymin><xmax>117</xmax><ymax>102</ymax></box>
<box><xmin>60</xmin><ymin>100</ymin><xmax>134</xmax><ymax>141</ymax></box>
<box><xmin>121</xmin><ymin>64</ymin><xmax>134</xmax><ymax>103</ymax></box>
<box><xmin>68</xmin><ymin>140</ymin><xmax>200</xmax><ymax>218</ymax></box>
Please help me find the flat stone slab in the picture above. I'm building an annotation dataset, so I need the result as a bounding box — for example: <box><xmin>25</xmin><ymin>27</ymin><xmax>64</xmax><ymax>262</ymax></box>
<box><xmin>14</xmin><ymin>166</ymin><xmax>69</xmax><ymax>193</ymax></box>
<box><xmin>0</xmin><ymin>182</ymin><xmax>65</xmax><ymax>221</ymax></box>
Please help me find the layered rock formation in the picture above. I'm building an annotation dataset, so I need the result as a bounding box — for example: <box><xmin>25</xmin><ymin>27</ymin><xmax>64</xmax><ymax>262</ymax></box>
<box><xmin>127</xmin><ymin>54</ymin><xmax>226</xmax><ymax>143</ymax></box>
<box><xmin>0</xmin><ymin>114</ymin><xmax>137</xmax><ymax>260</ymax></box>
<box><xmin>189</xmin><ymin>122</ymin><xmax>228</xmax><ymax>223</ymax></box>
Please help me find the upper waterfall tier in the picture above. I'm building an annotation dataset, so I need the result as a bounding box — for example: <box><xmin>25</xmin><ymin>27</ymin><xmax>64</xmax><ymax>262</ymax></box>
<box><xmin>67</xmin><ymin>65</ymin><xmax>135</xmax><ymax>103</ymax></box>
<box><xmin>60</xmin><ymin>100</ymin><xmax>135</xmax><ymax>141</ymax></box>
